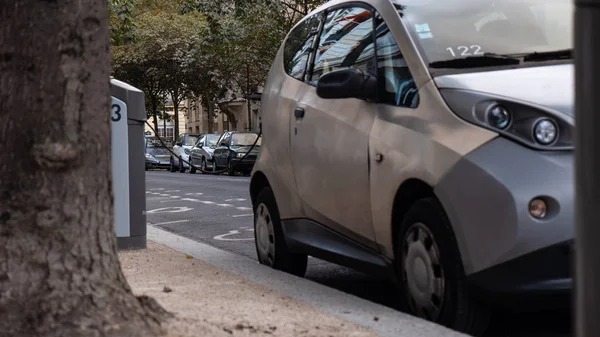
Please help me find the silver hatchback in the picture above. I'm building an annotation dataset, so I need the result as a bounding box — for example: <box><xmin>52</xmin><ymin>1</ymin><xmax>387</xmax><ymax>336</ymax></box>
<box><xmin>250</xmin><ymin>0</ymin><xmax>573</xmax><ymax>334</ymax></box>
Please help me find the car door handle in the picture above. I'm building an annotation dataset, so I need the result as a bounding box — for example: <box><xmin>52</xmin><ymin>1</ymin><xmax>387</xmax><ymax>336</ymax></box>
<box><xmin>294</xmin><ymin>107</ymin><xmax>305</xmax><ymax>119</ymax></box>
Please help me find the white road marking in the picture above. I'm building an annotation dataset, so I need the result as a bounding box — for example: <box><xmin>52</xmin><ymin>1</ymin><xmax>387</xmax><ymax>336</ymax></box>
<box><xmin>165</xmin><ymin>190</ymin><xmax>180</xmax><ymax>193</ymax></box>
<box><xmin>169</xmin><ymin>196</ymin><xmax>181</xmax><ymax>199</ymax></box>
<box><xmin>185</xmin><ymin>192</ymin><xmax>204</xmax><ymax>196</ymax></box>
<box><xmin>150</xmin><ymin>220</ymin><xmax>190</xmax><ymax>226</ymax></box>
<box><xmin>160</xmin><ymin>199</ymin><xmax>183</xmax><ymax>203</ymax></box>
<box><xmin>147</xmin><ymin>207</ymin><xmax>193</xmax><ymax>214</ymax></box>
<box><xmin>201</xmin><ymin>201</ymin><xmax>215</xmax><ymax>205</ymax></box>
<box><xmin>158</xmin><ymin>194</ymin><xmax>171</xmax><ymax>197</ymax></box>
<box><xmin>232</xmin><ymin>214</ymin><xmax>253</xmax><ymax>218</ymax></box>
<box><xmin>236</xmin><ymin>207</ymin><xmax>252</xmax><ymax>211</ymax></box>
<box><xmin>216</xmin><ymin>204</ymin><xmax>234</xmax><ymax>207</ymax></box>
<box><xmin>149</xmin><ymin>188</ymin><xmax>165</xmax><ymax>191</ymax></box>
<box><xmin>225</xmin><ymin>198</ymin><xmax>247</xmax><ymax>202</ymax></box>
<box><xmin>213</xmin><ymin>230</ymin><xmax>254</xmax><ymax>241</ymax></box>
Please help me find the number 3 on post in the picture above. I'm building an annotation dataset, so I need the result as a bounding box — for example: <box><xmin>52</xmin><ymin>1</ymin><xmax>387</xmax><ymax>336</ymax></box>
<box><xmin>111</xmin><ymin>104</ymin><xmax>122</xmax><ymax>122</ymax></box>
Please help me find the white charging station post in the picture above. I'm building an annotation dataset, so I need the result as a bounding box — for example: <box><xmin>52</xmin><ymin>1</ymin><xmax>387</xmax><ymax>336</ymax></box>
<box><xmin>110</xmin><ymin>78</ymin><xmax>147</xmax><ymax>249</ymax></box>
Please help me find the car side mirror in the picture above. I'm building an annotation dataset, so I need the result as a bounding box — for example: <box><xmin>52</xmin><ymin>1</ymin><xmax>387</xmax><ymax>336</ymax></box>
<box><xmin>176</xmin><ymin>142</ymin><xmax>182</xmax><ymax>147</ymax></box>
<box><xmin>316</xmin><ymin>68</ymin><xmax>377</xmax><ymax>101</ymax></box>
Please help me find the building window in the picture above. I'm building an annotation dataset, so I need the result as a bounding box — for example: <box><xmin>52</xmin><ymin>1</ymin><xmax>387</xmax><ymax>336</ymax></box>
<box><xmin>158</xmin><ymin>127</ymin><xmax>174</xmax><ymax>139</ymax></box>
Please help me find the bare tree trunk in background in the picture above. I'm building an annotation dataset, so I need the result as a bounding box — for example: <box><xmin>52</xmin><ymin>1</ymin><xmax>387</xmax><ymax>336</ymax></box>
<box><xmin>206</xmin><ymin>97</ymin><xmax>214</xmax><ymax>133</ymax></box>
<box><xmin>0</xmin><ymin>1</ymin><xmax>169</xmax><ymax>337</ymax></box>
<box><xmin>151</xmin><ymin>97</ymin><xmax>159</xmax><ymax>134</ymax></box>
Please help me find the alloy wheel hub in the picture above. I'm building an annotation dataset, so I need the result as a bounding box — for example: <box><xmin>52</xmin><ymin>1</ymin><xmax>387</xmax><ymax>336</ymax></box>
<box><xmin>255</xmin><ymin>203</ymin><xmax>275</xmax><ymax>265</ymax></box>
<box><xmin>402</xmin><ymin>222</ymin><xmax>445</xmax><ymax>321</ymax></box>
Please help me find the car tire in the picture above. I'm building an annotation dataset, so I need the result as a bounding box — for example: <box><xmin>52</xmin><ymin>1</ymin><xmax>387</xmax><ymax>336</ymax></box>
<box><xmin>169</xmin><ymin>157</ymin><xmax>177</xmax><ymax>172</ymax></box>
<box><xmin>253</xmin><ymin>186</ymin><xmax>308</xmax><ymax>277</ymax></box>
<box><xmin>395</xmin><ymin>197</ymin><xmax>490</xmax><ymax>336</ymax></box>
<box><xmin>227</xmin><ymin>159</ymin><xmax>235</xmax><ymax>176</ymax></box>
<box><xmin>179</xmin><ymin>158</ymin><xmax>186</xmax><ymax>173</ymax></box>
<box><xmin>200</xmin><ymin>157</ymin><xmax>207</xmax><ymax>174</ymax></box>
<box><xmin>189</xmin><ymin>158</ymin><xmax>196</xmax><ymax>174</ymax></box>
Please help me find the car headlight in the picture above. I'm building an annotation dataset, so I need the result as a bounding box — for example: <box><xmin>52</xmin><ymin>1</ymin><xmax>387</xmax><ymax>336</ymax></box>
<box><xmin>184</xmin><ymin>148</ymin><xmax>191</xmax><ymax>155</ymax></box>
<box><xmin>145</xmin><ymin>153</ymin><xmax>154</xmax><ymax>159</ymax></box>
<box><xmin>486</xmin><ymin>104</ymin><xmax>511</xmax><ymax>130</ymax></box>
<box><xmin>439</xmin><ymin>89</ymin><xmax>573</xmax><ymax>151</ymax></box>
<box><xmin>533</xmin><ymin>119</ymin><xmax>558</xmax><ymax>145</ymax></box>
<box><xmin>236</xmin><ymin>152</ymin><xmax>245</xmax><ymax>158</ymax></box>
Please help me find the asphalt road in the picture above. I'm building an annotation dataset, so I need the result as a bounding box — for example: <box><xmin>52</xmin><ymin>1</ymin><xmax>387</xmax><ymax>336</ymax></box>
<box><xmin>145</xmin><ymin>170</ymin><xmax>571</xmax><ymax>337</ymax></box>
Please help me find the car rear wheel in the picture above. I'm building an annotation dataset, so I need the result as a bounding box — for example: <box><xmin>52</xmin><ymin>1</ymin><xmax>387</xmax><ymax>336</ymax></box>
<box><xmin>189</xmin><ymin>158</ymin><xmax>196</xmax><ymax>174</ymax></box>
<box><xmin>200</xmin><ymin>157</ymin><xmax>207</xmax><ymax>174</ymax></box>
<box><xmin>169</xmin><ymin>157</ymin><xmax>177</xmax><ymax>172</ymax></box>
<box><xmin>254</xmin><ymin>187</ymin><xmax>307</xmax><ymax>277</ymax></box>
<box><xmin>396</xmin><ymin>198</ymin><xmax>490</xmax><ymax>336</ymax></box>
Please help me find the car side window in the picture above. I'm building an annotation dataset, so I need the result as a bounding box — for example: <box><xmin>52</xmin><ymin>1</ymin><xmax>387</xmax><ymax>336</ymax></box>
<box><xmin>375</xmin><ymin>20</ymin><xmax>419</xmax><ymax>108</ymax></box>
<box><xmin>283</xmin><ymin>14</ymin><xmax>321</xmax><ymax>81</ymax></box>
<box><xmin>309</xmin><ymin>7</ymin><xmax>376</xmax><ymax>83</ymax></box>
<box><xmin>177</xmin><ymin>135</ymin><xmax>184</xmax><ymax>146</ymax></box>
<box><xmin>220</xmin><ymin>134</ymin><xmax>231</xmax><ymax>147</ymax></box>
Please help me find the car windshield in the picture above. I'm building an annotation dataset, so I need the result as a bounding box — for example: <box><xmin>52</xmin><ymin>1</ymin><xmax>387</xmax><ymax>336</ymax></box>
<box><xmin>185</xmin><ymin>135</ymin><xmax>199</xmax><ymax>146</ymax></box>
<box><xmin>394</xmin><ymin>0</ymin><xmax>572</xmax><ymax>71</ymax></box>
<box><xmin>206</xmin><ymin>134</ymin><xmax>220</xmax><ymax>146</ymax></box>
<box><xmin>231</xmin><ymin>133</ymin><xmax>262</xmax><ymax>147</ymax></box>
<box><xmin>146</xmin><ymin>137</ymin><xmax>170</xmax><ymax>148</ymax></box>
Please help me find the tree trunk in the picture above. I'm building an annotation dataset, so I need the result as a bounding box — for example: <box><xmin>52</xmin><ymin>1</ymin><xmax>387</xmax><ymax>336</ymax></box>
<box><xmin>151</xmin><ymin>97</ymin><xmax>159</xmax><ymax>136</ymax></box>
<box><xmin>246</xmin><ymin>64</ymin><xmax>252</xmax><ymax>131</ymax></box>
<box><xmin>205</xmin><ymin>96</ymin><xmax>214</xmax><ymax>134</ymax></box>
<box><xmin>0</xmin><ymin>1</ymin><xmax>169</xmax><ymax>337</ymax></box>
<box><xmin>173</xmin><ymin>102</ymin><xmax>180</xmax><ymax>140</ymax></box>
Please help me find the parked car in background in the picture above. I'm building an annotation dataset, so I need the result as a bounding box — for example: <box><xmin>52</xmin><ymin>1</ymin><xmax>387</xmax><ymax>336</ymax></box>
<box><xmin>213</xmin><ymin>131</ymin><xmax>261</xmax><ymax>176</ymax></box>
<box><xmin>170</xmin><ymin>133</ymin><xmax>201</xmax><ymax>173</ymax></box>
<box><xmin>249</xmin><ymin>0</ymin><xmax>573</xmax><ymax>335</ymax></box>
<box><xmin>144</xmin><ymin>136</ymin><xmax>171</xmax><ymax>170</ymax></box>
<box><xmin>189</xmin><ymin>133</ymin><xmax>222</xmax><ymax>174</ymax></box>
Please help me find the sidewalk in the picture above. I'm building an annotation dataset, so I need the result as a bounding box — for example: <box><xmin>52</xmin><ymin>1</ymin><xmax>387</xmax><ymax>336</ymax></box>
<box><xmin>121</xmin><ymin>241</ymin><xmax>379</xmax><ymax>337</ymax></box>
<box><xmin>119</xmin><ymin>226</ymin><xmax>470</xmax><ymax>337</ymax></box>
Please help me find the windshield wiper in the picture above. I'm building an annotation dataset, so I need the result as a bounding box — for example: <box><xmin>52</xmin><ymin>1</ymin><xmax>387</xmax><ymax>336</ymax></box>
<box><xmin>522</xmin><ymin>49</ymin><xmax>573</xmax><ymax>62</ymax></box>
<box><xmin>429</xmin><ymin>54</ymin><xmax>521</xmax><ymax>69</ymax></box>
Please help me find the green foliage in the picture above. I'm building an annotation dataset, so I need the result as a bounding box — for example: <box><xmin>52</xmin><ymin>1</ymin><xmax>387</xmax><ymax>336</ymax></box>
<box><xmin>109</xmin><ymin>0</ymin><xmax>328</xmax><ymax>131</ymax></box>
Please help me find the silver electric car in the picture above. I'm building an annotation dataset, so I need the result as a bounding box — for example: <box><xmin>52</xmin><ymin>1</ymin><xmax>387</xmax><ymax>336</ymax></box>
<box><xmin>250</xmin><ymin>0</ymin><xmax>573</xmax><ymax>334</ymax></box>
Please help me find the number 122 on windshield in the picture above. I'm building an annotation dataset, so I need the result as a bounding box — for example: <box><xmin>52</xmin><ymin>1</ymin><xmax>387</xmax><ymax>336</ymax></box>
<box><xmin>446</xmin><ymin>45</ymin><xmax>484</xmax><ymax>57</ymax></box>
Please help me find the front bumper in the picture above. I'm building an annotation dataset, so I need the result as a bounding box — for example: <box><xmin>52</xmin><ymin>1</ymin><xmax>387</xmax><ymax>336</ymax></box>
<box><xmin>434</xmin><ymin>137</ymin><xmax>574</xmax><ymax>302</ymax></box>
<box><xmin>468</xmin><ymin>240</ymin><xmax>573</xmax><ymax>309</ymax></box>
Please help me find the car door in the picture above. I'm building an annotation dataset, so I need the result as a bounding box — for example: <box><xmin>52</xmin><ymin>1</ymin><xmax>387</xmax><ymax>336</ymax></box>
<box><xmin>173</xmin><ymin>134</ymin><xmax>185</xmax><ymax>165</ymax></box>
<box><xmin>213</xmin><ymin>132</ymin><xmax>232</xmax><ymax>168</ymax></box>
<box><xmin>190</xmin><ymin>137</ymin><xmax>204</xmax><ymax>162</ymax></box>
<box><xmin>290</xmin><ymin>4</ymin><xmax>378</xmax><ymax>248</ymax></box>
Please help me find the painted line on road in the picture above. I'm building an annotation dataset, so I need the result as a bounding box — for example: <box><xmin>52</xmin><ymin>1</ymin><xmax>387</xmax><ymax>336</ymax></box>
<box><xmin>236</xmin><ymin>207</ymin><xmax>252</xmax><ymax>211</ymax></box>
<box><xmin>160</xmin><ymin>199</ymin><xmax>184</xmax><ymax>203</ymax></box>
<box><xmin>216</xmin><ymin>204</ymin><xmax>234</xmax><ymax>207</ymax></box>
<box><xmin>185</xmin><ymin>192</ymin><xmax>204</xmax><ymax>196</ymax></box>
<box><xmin>213</xmin><ymin>230</ymin><xmax>254</xmax><ymax>241</ymax></box>
<box><xmin>225</xmin><ymin>198</ymin><xmax>247</xmax><ymax>202</ymax></box>
<box><xmin>232</xmin><ymin>214</ymin><xmax>253</xmax><ymax>218</ymax></box>
<box><xmin>147</xmin><ymin>206</ymin><xmax>193</xmax><ymax>214</ymax></box>
<box><xmin>165</xmin><ymin>190</ymin><xmax>180</xmax><ymax>193</ymax></box>
<box><xmin>149</xmin><ymin>219</ymin><xmax>190</xmax><ymax>226</ymax></box>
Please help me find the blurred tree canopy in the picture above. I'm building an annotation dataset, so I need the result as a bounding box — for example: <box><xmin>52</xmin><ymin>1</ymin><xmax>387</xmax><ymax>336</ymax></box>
<box><xmin>109</xmin><ymin>0</ymin><xmax>326</xmax><ymax>138</ymax></box>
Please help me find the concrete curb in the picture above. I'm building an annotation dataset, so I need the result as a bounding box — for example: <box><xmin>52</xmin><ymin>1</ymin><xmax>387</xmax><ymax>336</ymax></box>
<box><xmin>147</xmin><ymin>225</ymin><xmax>471</xmax><ymax>337</ymax></box>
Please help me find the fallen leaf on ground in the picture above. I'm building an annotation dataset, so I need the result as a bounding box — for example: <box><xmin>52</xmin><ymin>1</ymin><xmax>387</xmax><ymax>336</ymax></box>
<box><xmin>163</xmin><ymin>286</ymin><xmax>173</xmax><ymax>293</ymax></box>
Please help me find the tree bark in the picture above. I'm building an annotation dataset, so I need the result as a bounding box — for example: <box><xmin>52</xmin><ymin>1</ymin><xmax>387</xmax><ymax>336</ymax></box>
<box><xmin>205</xmin><ymin>96</ymin><xmax>214</xmax><ymax>134</ymax></box>
<box><xmin>0</xmin><ymin>1</ymin><xmax>170</xmax><ymax>337</ymax></box>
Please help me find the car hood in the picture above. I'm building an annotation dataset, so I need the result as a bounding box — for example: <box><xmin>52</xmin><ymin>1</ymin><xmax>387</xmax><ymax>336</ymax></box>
<box><xmin>231</xmin><ymin>145</ymin><xmax>260</xmax><ymax>154</ymax></box>
<box><xmin>433</xmin><ymin>64</ymin><xmax>574</xmax><ymax>118</ymax></box>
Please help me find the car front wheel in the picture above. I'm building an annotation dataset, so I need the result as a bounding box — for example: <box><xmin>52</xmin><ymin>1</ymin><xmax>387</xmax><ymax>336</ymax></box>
<box><xmin>254</xmin><ymin>187</ymin><xmax>307</xmax><ymax>277</ymax></box>
<box><xmin>395</xmin><ymin>198</ymin><xmax>490</xmax><ymax>336</ymax></box>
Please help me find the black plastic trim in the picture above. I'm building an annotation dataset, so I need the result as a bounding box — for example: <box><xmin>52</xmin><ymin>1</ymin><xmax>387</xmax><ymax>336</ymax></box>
<box><xmin>281</xmin><ymin>218</ymin><xmax>396</xmax><ymax>280</ymax></box>
<box><xmin>467</xmin><ymin>240</ymin><xmax>573</xmax><ymax>308</ymax></box>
